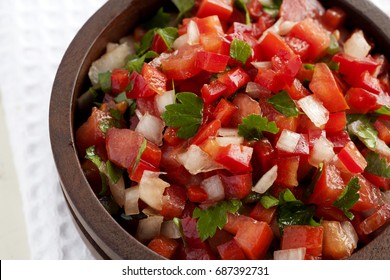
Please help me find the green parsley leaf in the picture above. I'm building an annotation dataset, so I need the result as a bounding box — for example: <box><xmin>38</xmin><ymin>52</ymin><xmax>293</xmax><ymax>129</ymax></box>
<box><xmin>85</xmin><ymin>146</ymin><xmax>102</xmax><ymax>167</ymax></box>
<box><xmin>327</xmin><ymin>34</ymin><xmax>340</xmax><ymax>55</ymax></box>
<box><xmin>99</xmin><ymin>115</ymin><xmax>119</xmax><ymax>134</ymax></box>
<box><xmin>126</xmin><ymin>51</ymin><xmax>158</xmax><ymax>73</ymax></box>
<box><xmin>235</xmin><ymin>0</ymin><xmax>251</xmax><ymax>25</ymax></box>
<box><xmin>156</xmin><ymin>27</ymin><xmax>178</xmax><ymax>50</ymax></box>
<box><xmin>267</xmin><ymin>91</ymin><xmax>300</xmax><ymax>118</ymax></box>
<box><xmin>230</xmin><ymin>38</ymin><xmax>252</xmax><ymax>64</ymax></box>
<box><xmin>193</xmin><ymin>200</ymin><xmax>242</xmax><ymax>241</ymax></box>
<box><xmin>278</xmin><ymin>201</ymin><xmax>318</xmax><ymax>233</ymax></box>
<box><xmin>238</xmin><ymin>114</ymin><xmax>279</xmax><ymax>141</ymax></box>
<box><xmin>279</xmin><ymin>189</ymin><xmax>298</xmax><ymax>204</ymax></box>
<box><xmin>106</xmin><ymin>160</ymin><xmax>123</xmax><ymax>184</ymax></box>
<box><xmin>365</xmin><ymin>151</ymin><xmax>390</xmax><ymax>178</ymax></box>
<box><xmin>333</xmin><ymin>177</ymin><xmax>361</xmax><ymax>220</ymax></box>
<box><xmin>137</xmin><ymin>29</ymin><xmax>155</xmax><ymax>55</ymax></box>
<box><xmin>348</xmin><ymin>118</ymin><xmax>378</xmax><ymax>149</ymax></box>
<box><xmin>172</xmin><ymin>0</ymin><xmax>195</xmax><ymax>20</ymax></box>
<box><xmin>260</xmin><ymin>194</ymin><xmax>279</xmax><ymax>209</ymax></box>
<box><xmin>98</xmin><ymin>71</ymin><xmax>111</xmax><ymax>93</ymax></box>
<box><xmin>375</xmin><ymin>105</ymin><xmax>390</xmax><ymax>116</ymax></box>
<box><xmin>243</xmin><ymin>191</ymin><xmax>263</xmax><ymax>204</ymax></box>
<box><xmin>162</xmin><ymin>92</ymin><xmax>204</xmax><ymax>139</ymax></box>
<box><xmin>143</xmin><ymin>7</ymin><xmax>171</xmax><ymax>29</ymax></box>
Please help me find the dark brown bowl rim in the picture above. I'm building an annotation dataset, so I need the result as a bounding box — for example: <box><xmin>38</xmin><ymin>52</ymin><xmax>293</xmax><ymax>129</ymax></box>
<box><xmin>50</xmin><ymin>0</ymin><xmax>390</xmax><ymax>260</ymax></box>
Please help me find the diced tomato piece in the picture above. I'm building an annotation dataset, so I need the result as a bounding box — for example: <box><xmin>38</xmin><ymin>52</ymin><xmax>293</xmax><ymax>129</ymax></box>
<box><xmin>215</xmin><ymin>144</ymin><xmax>253</xmax><ymax>174</ymax></box>
<box><xmin>181</xmin><ymin>216</ymin><xmax>206</xmax><ymax>249</ymax></box>
<box><xmin>275</xmin><ymin>156</ymin><xmax>300</xmax><ymax>187</ymax></box>
<box><xmin>333</xmin><ymin>53</ymin><xmax>380</xmax><ymax>81</ymax></box>
<box><xmin>327</xmin><ymin>130</ymin><xmax>351</xmax><ymax>152</ymax></box>
<box><xmin>201</xmin><ymin>80</ymin><xmax>228</xmax><ymax>103</ymax></box>
<box><xmin>322</xmin><ymin>220</ymin><xmax>356</xmax><ymax>259</ymax></box>
<box><xmin>309</xmin><ymin>163</ymin><xmax>345</xmax><ymax>207</ymax></box>
<box><xmin>105</xmin><ymin>128</ymin><xmax>144</xmax><ymax>169</ymax></box>
<box><xmin>252</xmin><ymin>138</ymin><xmax>276</xmax><ymax>177</ymax></box>
<box><xmin>181</xmin><ymin>16</ymin><xmax>224</xmax><ymax>36</ymax></box>
<box><xmin>351</xmin><ymin>71</ymin><xmax>383</xmax><ymax>95</ymax></box>
<box><xmin>148</xmin><ymin>235</ymin><xmax>179</xmax><ymax>259</ymax></box>
<box><xmin>251</xmin><ymin>13</ymin><xmax>275</xmax><ymax>39</ymax></box>
<box><xmin>281</xmin><ymin>225</ymin><xmax>323</xmax><ymax>257</ymax></box>
<box><xmin>136</xmin><ymin>95</ymin><xmax>159</xmax><ymax>117</ymax></box>
<box><xmin>161</xmin><ymin>185</ymin><xmax>187</xmax><ymax>219</ymax></box>
<box><xmin>217</xmin><ymin>239</ymin><xmax>246</xmax><ymax>260</ymax></box>
<box><xmin>224</xmin><ymin>213</ymin><xmax>254</xmax><ymax>234</ymax></box>
<box><xmin>250</xmin><ymin>203</ymin><xmax>277</xmax><ymax>224</ymax></box>
<box><xmin>160</xmin><ymin>44</ymin><xmax>203</xmax><ymax>80</ymax></box>
<box><xmin>337</xmin><ymin>141</ymin><xmax>367</xmax><ymax>174</ymax></box>
<box><xmin>360</xmin><ymin>204</ymin><xmax>390</xmax><ymax>235</ymax></box>
<box><xmin>351</xmin><ymin>175</ymin><xmax>382</xmax><ymax>212</ymax></box>
<box><xmin>315</xmin><ymin>206</ymin><xmax>348</xmax><ymax>222</ymax></box>
<box><xmin>76</xmin><ymin>107</ymin><xmax>111</xmax><ymax>155</ymax></box>
<box><xmin>196</xmin><ymin>51</ymin><xmax>230</xmax><ymax>73</ymax></box>
<box><xmin>258</xmin><ymin>32</ymin><xmax>294</xmax><ymax>61</ymax></box>
<box><xmin>130</xmin><ymin>160</ymin><xmax>159</xmax><ymax>183</ymax></box>
<box><xmin>141</xmin><ymin>63</ymin><xmax>167</xmax><ymax>94</ymax></box>
<box><xmin>289</xmin><ymin>18</ymin><xmax>330</xmax><ymax>61</ymax></box>
<box><xmin>309</xmin><ymin>63</ymin><xmax>349</xmax><ymax>112</ymax></box>
<box><xmin>274</xmin><ymin>115</ymin><xmax>299</xmax><ymax>135</ymax></box>
<box><xmin>187</xmin><ymin>185</ymin><xmax>208</xmax><ymax>203</ymax></box>
<box><xmin>230</xmin><ymin>93</ymin><xmax>261</xmax><ymax>127</ymax></box>
<box><xmin>321</xmin><ymin>7</ymin><xmax>346</xmax><ymax>30</ymax></box>
<box><xmin>111</xmin><ymin>68</ymin><xmax>131</xmax><ymax>94</ymax></box>
<box><xmin>284</xmin><ymin>36</ymin><xmax>310</xmax><ymax>59</ymax></box>
<box><xmin>150</xmin><ymin>33</ymin><xmax>169</xmax><ymax>54</ymax></box>
<box><xmin>140</xmin><ymin>141</ymin><xmax>161</xmax><ymax>167</ymax></box>
<box><xmin>271</xmin><ymin>50</ymin><xmax>302</xmax><ymax>86</ymax></box>
<box><xmin>325</xmin><ymin>112</ymin><xmax>346</xmax><ymax>133</ymax></box>
<box><xmin>364</xmin><ymin>172</ymin><xmax>390</xmax><ymax>191</ymax></box>
<box><xmin>280</xmin><ymin>0</ymin><xmax>325</xmax><ymax>22</ymax></box>
<box><xmin>374</xmin><ymin>118</ymin><xmax>390</xmax><ymax>144</ymax></box>
<box><xmin>234</xmin><ymin>219</ymin><xmax>273</xmax><ymax>260</ymax></box>
<box><xmin>220</xmin><ymin>173</ymin><xmax>252</xmax><ymax>199</ymax></box>
<box><xmin>196</xmin><ymin>0</ymin><xmax>234</xmax><ymax>22</ymax></box>
<box><xmin>284</xmin><ymin>79</ymin><xmax>311</xmax><ymax>100</ymax></box>
<box><xmin>163</xmin><ymin>127</ymin><xmax>184</xmax><ymax>146</ymax></box>
<box><xmin>217</xmin><ymin>67</ymin><xmax>251</xmax><ymax>97</ymax></box>
<box><xmin>213</xmin><ymin>98</ymin><xmax>238</xmax><ymax>126</ymax></box>
<box><xmin>126</xmin><ymin>71</ymin><xmax>156</xmax><ymax>99</ymax></box>
<box><xmin>190</xmin><ymin>119</ymin><xmax>221</xmax><ymax>145</ymax></box>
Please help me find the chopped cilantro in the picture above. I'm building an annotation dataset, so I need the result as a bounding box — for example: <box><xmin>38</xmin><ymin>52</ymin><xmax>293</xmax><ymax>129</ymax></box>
<box><xmin>137</xmin><ymin>29</ymin><xmax>155</xmax><ymax>55</ymax></box>
<box><xmin>260</xmin><ymin>194</ymin><xmax>279</xmax><ymax>209</ymax></box>
<box><xmin>348</xmin><ymin>118</ymin><xmax>378</xmax><ymax>149</ymax></box>
<box><xmin>131</xmin><ymin>139</ymin><xmax>147</xmax><ymax>177</ymax></box>
<box><xmin>125</xmin><ymin>51</ymin><xmax>158</xmax><ymax>73</ymax></box>
<box><xmin>193</xmin><ymin>200</ymin><xmax>242</xmax><ymax>241</ymax></box>
<box><xmin>365</xmin><ymin>151</ymin><xmax>390</xmax><ymax>178</ymax></box>
<box><xmin>230</xmin><ymin>38</ymin><xmax>252</xmax><ymax>65</ymax></box>
<box><xmin>238</xmin><ymin>114</ymin><xmax>279</xmax><ymax>141</ymax></box>
<box><xmin>375</xmin><ymin>105</ymin><xmax>390</xmax><ymax>116</ymax></box>
<box><xmin>235</xmin><ymin>0</ymin><xmax>251</xmax><ymax>25</ymax></box>
<box><xmin>260</xmin><ymin>0</ymin><xmax>282</xmax><ymax>18</ymax></box>
<box><xmin>304</xmin><ymin>64</ymin><xmax>315</xmax><ymax>70</ymax></box>
<box><xmin>327</xmin><ymin>34</ymin><xmax>340</xmax><ymax>55</ymax></box>
<box><xmin>114</xmin><ymin>92</ymin><xmax>136</xmax><ymax>116</ymax></box>
<box><xmin>85</xmin><ymin>146</ymin><xmax>102</xmax><ymax>167</ymax></box>
<box><xmin>137</xmin><ymin>27</ymin><xmax>178</xmax><ymax>56</ymax></box>
<box><xmin>171</xmin><ymin>0</ymin><xmax>195</xmax><ymax>20</ymax></box>
<box><xmin>333</xmin><ymin>177</ymin><xmax>361</xmax><ymax>220</ymax></box>
<box><xmin>98</xmin><ymin>71</ymin><xmax>112</xmax><ymax>93</ymax></box>
<box><xmin>162</xmin><ymin>92</ymin><xmax>204</xmax><ymax>139</ymax></box>
<box><xmin>99</xmin><ymin>115</ymin><xmax>118</xmax><ymax>134</ymax></box>
<box><xmin>142</xmin><ymin>7</ymin><xmax>171</xmax><ymax>29</ymax></box>
<box><xmin>243</xmin><ymin>191</ymin><xmax>263</xmax><ymax>204</ymax></box>
<box><xmin>106</xmin><ymin>160</ymin><xmax>123</xmax><ymax>184</ymax></box>
<box><xmin>267</xmin><ymin>91</ymin><xmax>300</xmax><ymax>118</ymax></box>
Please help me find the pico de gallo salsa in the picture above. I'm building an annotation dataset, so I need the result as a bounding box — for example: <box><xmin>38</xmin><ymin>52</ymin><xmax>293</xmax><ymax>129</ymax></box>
<box><xmin>76</xmin><ymin>0</ymin><xmax>390</xmax><ymax>260</ymax></box>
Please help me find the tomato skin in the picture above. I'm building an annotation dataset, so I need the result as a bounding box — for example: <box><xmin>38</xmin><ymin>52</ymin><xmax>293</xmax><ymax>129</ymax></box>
<box><xmin>148</xmin><ymin>235</ymin><xmax>179</xmax><ymax>259</ymax></box>
<box><xmin>250</xmin><ymin>203</ymin><xmax>277</xmax><ymax>224</ymax></box>
<box><xmin>196</xmin><ymin>51</ymin><xmax>230</xmax><ymax>73</ymax></box>
<box><xmin>234</xmin><ymin>219</ymin><xmax>273</xmax><ymax>260</ymax></box>
<box><xmin>161</xmin><ymin>185</ymin><xmax>187</xmax><ymax>219</ymax></box>
<box><xmin>106</xmin><ymin>128</ymin><xmax>144</xmax><ymax>169</ymax></box>
<box><xmin>327</xmin><ymin>130</ymin><xmax>351</xmax><ymax>152</ymax></box>
<box><xmin>337</xmin><ymin>141</ymin><xmax>367</xmax><ymax>174</ymax></box>
<box><xmin>252</xmin><ymin>138</ymin><xmax>276</xmax><ymax>178</ymax></box>
<box><xmin>196</xmin><ymin>0</ymin><xmax>234</xmax><ymax>22</ymax></box>
<box><xmin>141</xmin><ymin>63</ymin><xmax>167</xmax><ymax>94</ymax></box>
<box><xmin>213</xmin><ymin>98</ymin><xmax>238</xmax><ymax>126</ymax></box>
<box><xmin>129</xmin><ymin>160</ymin><xmax>159</xmax><ymax>183</ymax></box>
<box><xmin>284</xmin><ymin>79</ymin><xmax>310</xmax><ymax>100</ymax></box>
<box><xmin>160</xmin><ymin>45</ymin><xmax>203</xmax><ymax>80</ymax></box>
<box><xmin>325</xmin><ymin>112</ymin><xmax>346</xmax><ymax>133</ymax></box>
<box><xmin>364</xmin><ymin>172</ymin><xmax>390</xmax><ymax>191</ymax></box>
<box><xmin>271</xmin><ymin>50</ymin><xmax>302</xmax><ymax>86</ymax></box>
<box><xmin>333</xmin><ymin>53</ymin><xmax>380</xmax><ymax>80</ymax></box>
<box><xmin>309</xmin><ymin>63</ymin><xmax>349</xmax><ymax>112</ymax></box>
<box><xmin>150</xmin><ymin>33</ymin><xmax>169</xmax><ymax>54</ymax></box>
<box><xmin>281</xmin><ymin>225</ymin><xmax>323</xmax><ymax>257</ymax></box>
<box><xmin>126</xmin><ymin>71</ymin><xmax>156</xmax><ymax>99</ymax></box>
<box><xmin>217</xmin><ymin>67</ymin><xmax>251</xmax><ymax>97</ymax></box>
<box><xmin>187</xmin><ymin>185</ymin><xmax>209</xmax><ymax>203</ymax></box>
<box><xmin>201</xmin><ymin>80</ymin><xmax>228</xmax><ymax>103</ymax></box>
<box><xmin>111</xmin><ymin>68</ymin><xmax>131</xmax><ymax>94</ymax></box>
<box><xmin>220</xmin><ymin>173</ymin><xmax>252</xmax><ymax>199</ymax></box>
<box><xmin>275</xmin><ymin>156</ymin><xmax>300</xmax><ymax>187</ymax></box>
<box><xmin>230</xmin><ymin>93</ymin><xmax>261</xmax><ymax>127</ymax></box>
<box><xmin>190</xmin><ymin>119</ymin><xmax>221</xmax><ymax>146</ymax></box>
<box><xmin>217</xmin><ymin>239</ymin><xmax>246</xmax><ymax>260</ymax></box>
<box><xmin>214</xmin><ymin>144</ymin><xmax>253</xmax><ymax>174</ymax></box>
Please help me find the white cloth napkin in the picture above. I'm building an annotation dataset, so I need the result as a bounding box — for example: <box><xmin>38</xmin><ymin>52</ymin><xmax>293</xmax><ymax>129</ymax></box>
<box><xmin>0</xmin><ymin>0</ymin><xmax>389</xmax><ymax>260</ymax></box>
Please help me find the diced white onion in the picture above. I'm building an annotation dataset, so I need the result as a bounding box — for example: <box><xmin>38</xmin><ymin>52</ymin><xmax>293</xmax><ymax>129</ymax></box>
<box><xmin>177</xmin><ymin>145</ymin><xmax>223</xmax><ymax>175</ymax></box>
<box><xmin>274</xmin><ymin>248</ymin><xmax>306</xmax><ymax>260</ymax></box>
<box><xmin>88</xmin><ymin>41</ymin><xmax>133</xmax><ymax>86</ymax></box>
<box><xmin>108</xmin><ymin>176</ymin><xmax>125</xmax><ymax>208</ymax></box>
<box><xmin>136</xmin><ymin>215</ymin><xmax>164</xmax><ymax>243</ymax></box>
<box><xmin>187</xmin><ymin>20</ymin><xmax>200</xmax><ymax>45</ymax></box>
<box><xmin>106</xmin><ymin>42</ymin><xmax>119</xmax><ymax>53</ymax></box>
<box><xmin>155</xmin><ymin>90</ymin><xmax>176</xmax><ymax>115</ymax></box>
<box><xmin>278</xmin><ymin>20</ymin><xmax>296</xmax><ymax>36</ymax></box>
<box><xmin>344</xmin><ymin>30</ymin><xmax>371</xmax><ymax>59</ymax></box>
<box><xmin>216</xmin><ymin>136</ymin><xmax>244</xmax><ymax>147</ymax></box>
<box><xmin>124</xmin><ymin>186</ymin><xmax>140</xmax><ymax>215</ymax></box>
<box><xmin>218</xmin><ymin>128</ymin><xmax>240</xmax><ymax>137</ymax></box>
<box><xmin>139</xmin><ymin>171</ymin><xmax>170</xmax><ymax>211</ymax></box>
<box><xmin>201</xmin><ymin>175</ymin><xmax>225</xmax><ymax>202</ymax></box>
<box><xmin>161</xmin><ymin>220</ymin><xmax>181</xmax><ymax>239</ymax></box>
<box><xmin>251</xmin><ymin>61</ymin><xmax>272</xmax><ymax>69</ymax></box>
<box><xmin>245</xmin><ymin>82</ymin><xmax>271</xmax><ymax>99</ymax></box>
<box><xmin>252</xmin><ymin>165</ymin><xmax>278</xmax><ymax>194</ymax></box>
<box><xmin>258</xmin><ymin>19</ymin><xmax>283</xmax><ymax>42</ymax></box>
<box><xmin>173</xmin><ymin>34</ymin><xmax>188</xmax><ymax>50</ymax></box>
<box><xmin>297</xmin><ymin>95</ymin><xmax>329</xmax><ymax>128</ymax></box>
<box><xmin>276</xmin><ymin>130</ymin><xmax>301</xmax><ymax>153</ymax></box>
<box><xmin>341</xmin><ymin>221</ymin><xmax>358</xmax><ymax>251</ymax></box>
<box><xmin>375</xmin><ymin>138</ymin><xmax>390</xmax><ymax>157</ymax></box>
<box><xmin>135</xmin><ymin>112</ymin><xmax>165</xmax><ymax>146</ymax></box>
<box><xmin>309</xmin><ymin>136</ymin><xmax>335</xmax><ymax>167</ymax></box>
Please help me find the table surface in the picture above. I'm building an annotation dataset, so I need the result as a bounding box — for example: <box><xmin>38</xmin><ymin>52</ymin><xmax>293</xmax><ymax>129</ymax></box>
<box><xmin>0</xmin><ymin>0</ymin><xmax>389</xmax><ymax>259</ymax></box>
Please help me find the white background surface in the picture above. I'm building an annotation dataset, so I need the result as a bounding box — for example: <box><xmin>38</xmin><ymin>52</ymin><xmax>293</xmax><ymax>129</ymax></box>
<box><xmin>0</xmin><ymin>0</ymin><xmax>389</xmax><ymax>260</ymax></box>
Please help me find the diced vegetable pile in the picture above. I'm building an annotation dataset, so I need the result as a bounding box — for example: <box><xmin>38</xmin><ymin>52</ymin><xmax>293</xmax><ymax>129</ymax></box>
<box><xmin>76</xmin><ymin>0</ymin><xmax>390</xmax><ymax>260</ymax></box>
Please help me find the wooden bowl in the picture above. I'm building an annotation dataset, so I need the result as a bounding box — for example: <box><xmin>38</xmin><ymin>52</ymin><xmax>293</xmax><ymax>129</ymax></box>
<box><xmin>49</xmin><ymin>0</ymin><xmax>390</xmax><ymax>259</ymax></box>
